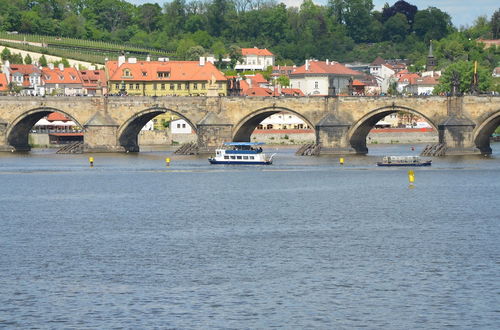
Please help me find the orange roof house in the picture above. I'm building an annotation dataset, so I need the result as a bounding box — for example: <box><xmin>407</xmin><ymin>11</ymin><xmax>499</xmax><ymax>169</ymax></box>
<box><xmin>79</xmin><ymin>69</ymin><xmax>106</xmax><ymax>95</ymax></box>
<box><xmin>289</xmin><ymin>59</ymin><xmax>364</xmax><ymax>96</ymax></box>
<box><xmin>105</xmin><ymin>57</ymin><xmax>227</xmax><ymax>96</ymax></box>
<box><xmin>42</xmin><ymin>65</ymin><xmax>84</xmax><ymax>96</ymax></box>
<box><xmin>235</xmin><ymin>47</ymin><xmax>275</xmax><ymax>71</ymax></box>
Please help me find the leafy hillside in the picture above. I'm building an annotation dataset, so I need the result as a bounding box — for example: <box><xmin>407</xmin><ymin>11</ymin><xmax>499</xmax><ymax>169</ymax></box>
<box><xmin>0</xmin><ymin>0</ymin><xmax>498</xmax><ymax>70</ymax></box>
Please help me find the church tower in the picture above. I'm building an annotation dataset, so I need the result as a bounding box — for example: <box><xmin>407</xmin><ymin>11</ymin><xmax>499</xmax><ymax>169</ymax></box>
<box><xmin>426</xmin><ymin>41</ymin><xmax>437</xmax><ymax>72</ymax></box>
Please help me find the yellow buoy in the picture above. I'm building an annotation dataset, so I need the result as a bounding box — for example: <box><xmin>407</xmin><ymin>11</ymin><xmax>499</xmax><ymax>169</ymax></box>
<box><xmin>89</xmin><ymin>156</ymin><xmax>94</xmax><ymax>167</ymax></box>
<box><xmin>165</xmin><ymin>157</ymin><xmax>171</xmax><ymax>166</ymax></box>
<box><xmin>339</xmin><ymin>157</ymin><xmax>344</xmax><ymax>165</ymax></box>
<box><xmin>408</xmin><ymin>170</ymin><xmax>415</xmax><ymax>184</ymax></box>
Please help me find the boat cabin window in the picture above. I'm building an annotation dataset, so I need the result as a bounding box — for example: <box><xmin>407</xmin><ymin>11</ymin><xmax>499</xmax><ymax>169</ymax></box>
<box><xmin>230</xmin><ymin>156</ymin><xmax>235</xmax><ymax>159</ymax></box>
<box><xmin>250</xmin><ymin>156</ymin><xmax>254</xmax><ymax>160</ymax></box>
<box><xmin>216</xmin><ymin>151</ymin><xmax>221</xmax><ymax>155</ymax></box>
<box><xmin>224</xmin><ymin>156</ymin><xmax>229</xmax><ymax>159</ymax></box>
<box><xmin>243</xmin><ymin>156</ymin><xmax>248</xmax><ymax>160</ymax></box>
<box><xmin>237</xmin><ymin>156</ymin><xmax>242</xmax><ymax>159</ymax></box>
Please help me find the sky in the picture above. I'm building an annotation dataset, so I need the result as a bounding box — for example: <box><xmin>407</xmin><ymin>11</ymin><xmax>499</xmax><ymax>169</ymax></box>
<box><xmin>127</xmin><ymin>0</ymin><xmax>496</xmax><ymax>27</ymax></box>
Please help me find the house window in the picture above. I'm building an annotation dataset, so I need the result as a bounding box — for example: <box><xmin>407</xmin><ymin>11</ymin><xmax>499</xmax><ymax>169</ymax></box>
<box><xmin>161</xmin><ymin>83</ymin><xmax>165</xmax><ymax>90</ymax></box>
<box><xmin>157</xmin><ymin>72</ymin><xmax>170</xmax><ymax>78</ymax></box>
<box><xmin>123</xmin><ymin>69</ymin><xmax>132</xmax><ymax>78</ymax></box>
<box><xmin>129</xmin><ymin>84</ymin><xmax>133</xmax><ymax>89</ymax></box>
<box><xmin>202</xmin><ymin>83</ymin><xmax>206</xmax><ymax>89</ymax></box>
<box><xmin>315</xmin><ymin>81</ymin><xmax>318</xmax><ymax>89</ymax></box>
<box><xmin>182</xmin><ymin>123</ymin><xmax>186</xmax><ymax>128</ymax></box>
<box><xmin>136</xmin><ymin>84</ymin><xmax>140</xmax><ymax>89</ymax></box>
<box><xmin>177</xmin><ymin>83</ymin><xmax>182</xmax><ymax>90</ymax></box>
<box><xmin>153</xmin><ymin>83</ymin><xmax>157</xmax><ymax>90</ymax></box>
<box><xmin>142</xmin><ymin>72</ymin><xmax>147</xmax><ymax>77</ymax></box>
<box><xmin>115</xmin><ymin>83</ymin><xmax>119</xmax><ymax>89</ymax></box>
<box><xmin>170</xmin><ymin>84</ymin><xmax>174</xmax><ymax>90</ymax></box>
<box><xmin>177</xmin><ymin>123</ymin><xmax>181</xmax><ymax>128</ymax></box>
<box><xmin>193</xmin><ymin>83</ymin><xmax>198</xmax><ymax>90</ymax></box>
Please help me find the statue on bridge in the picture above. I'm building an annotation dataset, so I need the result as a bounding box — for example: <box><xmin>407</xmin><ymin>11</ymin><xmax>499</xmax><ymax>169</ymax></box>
<box><xmin>451</xmin><ymin>71</ymin><xmax>461</xmax><ymax>96</ymax></box>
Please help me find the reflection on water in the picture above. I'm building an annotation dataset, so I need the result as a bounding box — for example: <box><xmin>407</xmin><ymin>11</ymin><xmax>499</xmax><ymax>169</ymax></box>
<box><xmin>0</xmin><ymin>143</ymin><xmax>499</xmax><ymax>328</ymax></box>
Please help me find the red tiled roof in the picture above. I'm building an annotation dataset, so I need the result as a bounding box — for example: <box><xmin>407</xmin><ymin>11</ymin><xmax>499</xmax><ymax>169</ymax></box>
<box><xmin>0</xmin><ymin>73</ymin><xmax>8</xmax><ymax>91</ymax></box>
<box><xmin>280</xmin><ymin>88</ymin><xmax>304</xmax><ymax>96</ymax></box>
<box><xmin>248</xmin><ymin>73</ymin><xmax>268</xmax><ymax>85</ymax></box>
<box><xmin>244</xmin><ymin>87</ymin><xmax>273</xmax><ymax>96</ymax></box>
<box><xmin>370</xmin><ymin>56</ymin><xmax>386</xmax><ymax>66</ymax></box>
<box><xmin>414</xmin><ymin>76</ymin><xmax>439</xmax><ymax>85</ymax></box>
<box><xmin>352</xmin><ymin>79</ymin><xmax>365</xmax><ymax>86</ymax></box>
<box><xmin>292</xmin><ymin>60</ymin><xmax>363</xmax><ymax>76</ymax></box>
<box><xmin>79</xmin><ymin>70</ymin><xmax>105</xmax><ymax>88</ymax></box>
<box><xmin>42</xmin><ymin>67</ymin><xmax>82</xmax><ymax>84</ymax></box>
<box><xmin>398</xmin><ymin>73</ymin><xmax>420</xmax><ymax>84</ymax></box>
<box><xmin>106</xmin><ymin>60</ymin><xmax>227</xmax><ymax>82</ymax></box>
<box><xmin>8</xmin><ymin>64</ymin><xmax>41</xmax><ymax>75</ymax></box>
<box><xmin>47</xmin><ymin>113</ymin><xmax>71</xmax><ymax>122</ymax></box>
<box><xmin>241</xmin><ymin>48</ymin><xmax>274</xmax><ymax>56</ymax></box>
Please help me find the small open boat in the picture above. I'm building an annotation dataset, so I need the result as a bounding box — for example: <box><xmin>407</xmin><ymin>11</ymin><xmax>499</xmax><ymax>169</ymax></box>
<box><xmin>377</xmin><ymin>156</ymin><xmax>432</xmax><ymax>167</ymax></box>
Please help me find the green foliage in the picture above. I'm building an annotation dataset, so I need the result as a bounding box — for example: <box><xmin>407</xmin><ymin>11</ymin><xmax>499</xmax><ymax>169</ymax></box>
<box><xmin>24</xmin><ymin>53</ymin><xmax>32</xmax><ymax>64</ymax></box>
<box><xmin>276</xmin><ymin>75</ymin><xmax>290</xmax><ymax>87</ymax></box>
<box><xmin>39</xmin><ymin>55</ymin><xmax>48</xmax><ymax>67</ymax></box>
<box><xmin>434</xmin><ymin>61</ymin><xmax>493</xmax><ymax>94</ymax></box>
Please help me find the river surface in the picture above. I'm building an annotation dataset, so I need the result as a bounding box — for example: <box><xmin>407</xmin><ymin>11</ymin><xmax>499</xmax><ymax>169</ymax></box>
<box><xmin>1</xmin><ymin>144</ymin><xmax>499</xmax><ymax>329</ymax></box>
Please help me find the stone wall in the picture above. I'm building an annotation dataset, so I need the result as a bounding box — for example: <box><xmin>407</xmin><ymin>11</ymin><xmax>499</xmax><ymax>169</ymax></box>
<box><xmin>367</xmin><ymin>129</ymin><xmax>438</xmax><ymax>144</ymax></box>
<box><xmin>138</xmin><ymin>130</ymin><xmax>171</xmax><ymax>145</ymax></box>
<box><xmin>251</xmin><ymin>130</ymin><xmax>315</xmax><ymax>144</ymax></box>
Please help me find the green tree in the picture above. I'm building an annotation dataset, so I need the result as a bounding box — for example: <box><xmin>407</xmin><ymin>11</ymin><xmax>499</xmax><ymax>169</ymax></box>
<box><xmin>383</xmin><ymin>13</ymin><xmax>409</xmax><ymax>42</ymax></box>
<box><xmin>39</xmin><ymin>55</ymin><xmax>48</xmax><ymax>67</ymax></box>
<box><xmin>1</xmin><ymin>47</ymin><xmax>11</xmax><ymax>62</ymax></box>
<box><xmin>276</xmin><ymin>75</ymin><xmax>290</xmax><ymax>87</ymax></box>
<box><xmin>434</xmin><ymin>60</ymin><xmax>492</xmax><ymax>94</ymax></box>
<box><xmin>137</xmin><ymin>3</ymin><xmax>161</xmax><ymax>32</ymax></box>
<box><xmin>413</xmin><ymin>7</ymin><xmax>453</xmax><ymax>42</ymax></box>
<box><xmin>24</xmin><ymin>54</ymin><xmax>32</xmax><ymax>64</ymax></box>
<box><xmin>60</xmin><ymin>14</ymin><xmax>86</xmax><ymax>38</ymax></box>
<box><xmin>492</xmin><ymin>8</ymin><xmax>500</xmax><ymax>38</ymax></box>
<box><xmin>185</xmin><ymin>45</ymin><xmax>205</xmax><ymax>60</ymax></box>
<box><xmin>228</xmin><ymin>45</ymin><xmax>242</xmax><ymax>69</ymax></box>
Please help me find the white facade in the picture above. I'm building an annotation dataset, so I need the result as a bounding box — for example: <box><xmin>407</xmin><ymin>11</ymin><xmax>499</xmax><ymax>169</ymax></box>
<box><xmin>171</xmin><ymin>119</ymin><xmax>192</xmax><ymax>134</ymax></box>
<box><xmin>235</xmin><ymin>49</ymin><xmax>275</xmax><ymax>71</ymax></box>
<box><xmin>290</xmin><ymin>75</ymin><xmax>329</xmax><ymax>96</ymax></box>
<box><xmin>258</xmin><ymin>112</ymin><xmax>309</xmax><ymax>130</ymax></box>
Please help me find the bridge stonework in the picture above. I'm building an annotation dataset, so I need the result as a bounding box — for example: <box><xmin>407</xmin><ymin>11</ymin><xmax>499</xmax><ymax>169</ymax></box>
<box><xmin>0</xmin><ymin>95</ymin><xmax>498</xmax><ymax>155</ymax></box>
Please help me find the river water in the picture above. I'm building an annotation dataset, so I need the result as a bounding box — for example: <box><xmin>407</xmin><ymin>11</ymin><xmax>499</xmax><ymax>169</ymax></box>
<box><xmin>1</xmin><ymin>144</ymin><xmax>499</xmax><ymax>329</ymax></box>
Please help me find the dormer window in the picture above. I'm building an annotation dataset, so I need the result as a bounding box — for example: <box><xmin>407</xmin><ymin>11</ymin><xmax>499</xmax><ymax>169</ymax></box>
<box><xmin>157</xmin><ymin>71</ymin><xmax>170</xmax><ymax>78</ymax></box>
<box><xmin>123</xmin><ymin>69</ymin><xmax>132</xmax><ymax>78</ymax></box>
<box><xmin>142</xmin><ymin>71</ymin><xmax>147</xmax><ymax>77</ymax></box>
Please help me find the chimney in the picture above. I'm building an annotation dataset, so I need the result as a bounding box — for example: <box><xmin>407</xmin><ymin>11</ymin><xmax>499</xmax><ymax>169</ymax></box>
<box><xmin>146</xmin><ymin>55</ymin><xmax>151</xmax><ymax>62</ymax></box>
<box><xmin>305</xmin><ymin>60</ymin><xmax>310</xmax><ymax>71</ymax></box>
<box><xmin>118</xmin><ymin>54</ymin><xmax>126</xmax><ymax>67</ymax></box>
<box><xmin>58</xmin><ymin>63</ymin><xmax>64</xmax><ymax>71</ymax></box>
<box><xmin>3</xmin><ymin>60</ymin><xmax>10</xmax><ymax>68</ymax></box>
<box><xmin>128</xmin><ymin>57</ymin><xmax>137</xmax><ymax>64</ymax></box>
<box><xmin>246</xmin><ymin>77</ymin><xmax>252</xmax><ymax>88</ymax></box>
<box><xmin>199</xmin><ymin>56</ymin><xmax>205</xmax><ymax>66</ymax></box>
<box><xmin>326</xmin><ymin>59</ymin><xmax>329</xmax><ymax>65</ymax></box>
<box><xmin>48</xmin><ymin>63</ymin><xmax>54</xmax><ymax>70</ymax></box>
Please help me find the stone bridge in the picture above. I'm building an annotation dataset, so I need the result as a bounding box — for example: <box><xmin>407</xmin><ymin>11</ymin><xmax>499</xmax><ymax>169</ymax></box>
<box><xmin>0</xmin><ymin>95</ymin><xmax>499</xmax><ymax>155</ymax></box>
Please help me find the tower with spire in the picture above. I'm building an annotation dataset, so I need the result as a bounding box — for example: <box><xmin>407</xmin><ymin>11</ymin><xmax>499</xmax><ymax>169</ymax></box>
<box><xmin>426</xmin><ymin>41</ymin><xmax>437</xmax><ymax>72</ymax></box>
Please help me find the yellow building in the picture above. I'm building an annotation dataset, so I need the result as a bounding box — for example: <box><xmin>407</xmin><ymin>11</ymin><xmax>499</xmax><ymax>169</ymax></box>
<box><xmin>105</xmin><ymin>57</ymin><xmax>227</xmax><ymax>96</ymax></box>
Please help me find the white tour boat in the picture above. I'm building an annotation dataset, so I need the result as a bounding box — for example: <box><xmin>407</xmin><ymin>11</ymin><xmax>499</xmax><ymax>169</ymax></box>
<box><xmin>208</xmin><ymin>142</ymin><xmax>275</xmax><ymax>165</ymax></box>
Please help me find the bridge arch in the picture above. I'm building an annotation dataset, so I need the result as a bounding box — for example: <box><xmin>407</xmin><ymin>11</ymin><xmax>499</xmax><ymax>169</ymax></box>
<box><xmin>348</xmin><ymin>105</ymin><xmax>438</xmax><ymax>154</ymax></box>
<box><xmin>118</xmin><ymin>107</ymin><xmax>197</xmax><ymax>152</ymax></box>
<box><xmin>6</xmin><ymin>107</ymin><xmax>84</xmax><ymax>151</ymax></box>
<box><xmin>232</xmin><ymin>107</ymin><xmax>315</xmax><ymax>142</ymax></box>
<box><xmin>473</xmin><ymin>109</ymin><xmax>500</xmax><ymax>154</ymax></box>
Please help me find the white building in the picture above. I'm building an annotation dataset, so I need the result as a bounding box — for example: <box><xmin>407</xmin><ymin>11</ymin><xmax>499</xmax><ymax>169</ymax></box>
<box><xmin>171</xmin><ymin>119</ymin><xmax>192</xmax><ymax>134</ymax></box>
<box><xmin>289</xmin><ymin>59</ymin><xmax>363</xmax><ymax>96</ymax></box>
<box><xmin>257</xmin><ymin>112</ymin><xmax>310</xmax><ymax>130</ymax></box>
<box><xmin>406</xmin><ymin>76</ymin><xmax>439</xmax><ymax>95</ymax></box>
<box><xmin>235</xmin><ymin>47</ymin><xmax>275</xmax><ymax>71</ymax></box>
<box><xmin>2</xmin><ymin>61</ymin><xmax>43</xmax><ymax>95</ymax></box>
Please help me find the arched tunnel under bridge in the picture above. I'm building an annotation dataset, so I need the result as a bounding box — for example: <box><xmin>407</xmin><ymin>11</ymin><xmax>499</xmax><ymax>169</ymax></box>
<box><xmin>7</xmin><ymin>108</ymin><xmax>83</xmax><ymax>152</ymax></box>
<box><xmin>348</xmin><ymin>107</ymin><xmax>438</xmax><ymax>154</ymax></box>
<box><xmin>118</xmin><ymin>108</ymin><xmax>197</xmax><ymax>152</ymax></box>
<box><xmin>232</xmin><ymin>108</ymin><xmax>315</xmax><ymax>142</ymax></box>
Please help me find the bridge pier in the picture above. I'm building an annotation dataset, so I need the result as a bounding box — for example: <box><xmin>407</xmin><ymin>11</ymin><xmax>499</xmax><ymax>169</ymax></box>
<box><xmin>197</xmin><ymin>124</ymin><xmax>232</xmax><ymax>153</ymax></box>
<box><xmin>315</xmin><ymin>114</ymin><xmax>356</xmax><ymax>154</ymax></box>
<box><xmin>438</xmin><ymin>97</ymin><xmax>480</xmax><ymax>155</ymax></box>
<box><xmin>0</xmin><ymin>120</ymin><xmax>12</xmax><ymax>151</ymax></box>
<box><xmin>83</xmin><ymin>112</ymin><xmax>125</xmax><ymax>153</ymax></box>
